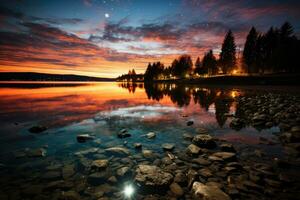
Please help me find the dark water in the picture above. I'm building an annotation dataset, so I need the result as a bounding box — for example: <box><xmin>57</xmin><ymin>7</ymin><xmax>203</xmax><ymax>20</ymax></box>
<box><xmin>0</xmin><ymin>82</ymin><xmax>298</xmax><ymax>199</ymax></box>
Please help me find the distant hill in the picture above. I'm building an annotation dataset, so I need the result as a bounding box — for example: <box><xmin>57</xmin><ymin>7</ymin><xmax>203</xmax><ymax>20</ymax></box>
<box><xmin>0</xmin><ymin>72</ymin><xmax>115</xmax><ymax>82</ymax></box>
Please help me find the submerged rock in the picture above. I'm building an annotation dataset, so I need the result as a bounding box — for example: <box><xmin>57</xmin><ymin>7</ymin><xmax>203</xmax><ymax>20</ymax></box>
<box><xmin>105</xmin><ymin>147</ymin><xmax>130</xmax><ymax>155</ymax></box>
<box><xmin>187</xmin><ymin>144</ymin><xmax>202</xmax><ymax>155</ymax></box>
<box><xmin>192</xmin><ymin>182</ymin><xmax>231</xmax><ymax>200</ymax></box>
<box><xmin>146</xmin><ymin>132</ymin><xmax>156</xmax><ymax>139</ymax></box>
<box><xmin>142</xmin><ymin>150</ymin><xmax>155</xmax><ymax>158</ymax></box>
<box><xmin>134</xmin><ymin>143</ymin><xmax>142</xmax><ymax>149</ymax></box>
<box><xmin>162</xmin><ymin>143</ymin><xmax>175</xmax><ymax>151</ymax></box>
<box><xmin>187</xmin><ymin>120</ymin><xmax>194</xmax><ymax>126</ymax></box>
<box><xmin>135</xmin><ymin>165</ymin><xmax>173</xmax><ymax>189</ymax></box>
<box><xmin>91</xmin><ymin>159</ymin><xmax>109</xmax><ymax>170</ymax></box>
<box><xmin>76</xmin><ymin>134</ymin><xmax>95</xmax><ymax>143</ymax></box>
<box><xmin>62</xmin><ymin>164</ymin><xmax>75</xmax><ymax>179</ymax></box>
<box><xmin>220</xmin><ymin>143</ymin><xmax>236</xmax><ymax>152</ymax></box>
<box><xmin>116</xmin><ymin>166</ymin><xmax>130</xmax><ymax>177</ymax></box>
<box><xmin>192</xmin><ymin>134</ymin><xmax>216</xmax><ymax>149</ymax></box>
<box><xmin>59</xmin><ymin>190</ymin><xmax>80</xmax><ymax>200</ymax></box>
<box><xmin>28</xmin><ymin>125</ymin><xmax>47</xmax><ymax>133</ymax></box>
<box><xmin>27</xmin><ymin>148</ymin><xmax>47</xmax><ymax>157</ymax></box>
<box><xmin>117</xmin><ymin>129</ymin><xmax>131</xmax><ymax>138</ymax></box>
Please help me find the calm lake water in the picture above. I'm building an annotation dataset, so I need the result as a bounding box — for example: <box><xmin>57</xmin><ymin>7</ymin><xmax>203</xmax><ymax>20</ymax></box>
<box><xmin>0</xmin><ymin>82</ymin><xmax>299</xmax><ymax>199</ymax></box>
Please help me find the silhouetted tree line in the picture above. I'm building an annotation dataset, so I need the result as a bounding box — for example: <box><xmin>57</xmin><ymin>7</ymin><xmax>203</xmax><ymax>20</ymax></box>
<box><xmin>243</xmin><ymin>22</ymin><xmax>299</xmax><ymax>74</ymax></box>
<box><xmin>118</xmin><ymin>22</ymin><xmax>299</xmax><ymax>82</ymax></box>
<box><xmin>117</xmin><ymin>69</ymin><xmax>144</xmax><ymax>82</ymax></box>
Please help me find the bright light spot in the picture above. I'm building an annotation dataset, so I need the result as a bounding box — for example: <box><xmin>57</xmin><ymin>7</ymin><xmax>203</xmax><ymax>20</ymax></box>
<box><xmin>105</xmin><ymin>13</ymin><xmax>110</xmax><ymax>18</ymax></box>
<box><xmin>123</xmin><ymin>184</ymin><xmax>134</xmax><ymax>198</ymax></box>
<box><xmin>232</xmin><ymin>69</ymin><xmax>238</xmax><ymax>74</ymax></box>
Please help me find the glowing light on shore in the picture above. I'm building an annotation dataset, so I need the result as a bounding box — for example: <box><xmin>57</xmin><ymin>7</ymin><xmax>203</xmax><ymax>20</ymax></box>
<box><xmin>123</xmin><ymin>184</ymin><xmax>135</xmax><ymax>198</ymax></box>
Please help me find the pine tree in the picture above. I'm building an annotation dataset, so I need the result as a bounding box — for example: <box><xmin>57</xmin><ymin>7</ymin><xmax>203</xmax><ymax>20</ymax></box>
<box><xmin>202</xmin><ymin>50</ymin><xmax>217</xmax><ymax>75</ymax></box>
<box><xmin>219</xmin><ymin>30</ymin><xmax>236</xmax><ymax>74</ymax></box>
<box><xmin>194</xmin><ymin>57</ymin><xmax>203</xmax><ymax>75</ymax></box>
<box><xmin>243</xmin><ymin>27</ymin><xmax>257</xmax><ymax>74</ymax></box>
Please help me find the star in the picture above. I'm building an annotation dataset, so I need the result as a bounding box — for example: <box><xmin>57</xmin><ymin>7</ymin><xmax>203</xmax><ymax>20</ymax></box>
<box><xmin>105</xmin><ymin>13</ymin><xmax>110</xmax><ymax>18</ymax></box>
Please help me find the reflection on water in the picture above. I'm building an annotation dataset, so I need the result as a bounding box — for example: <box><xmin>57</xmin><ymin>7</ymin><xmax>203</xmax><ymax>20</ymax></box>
<box><xmin>0</xmin><ymin>82</ymin><xmax>299</xmax><ymax>199</ymax></box>
<box><xmin>119</xmin><ymin>82</ymin><xmax>240</xmax><ymax>127</ymax></box>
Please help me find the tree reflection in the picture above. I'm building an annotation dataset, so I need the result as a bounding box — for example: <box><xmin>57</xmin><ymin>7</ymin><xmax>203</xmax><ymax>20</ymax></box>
<box><xmin>118</xmin><ymin>83</ymin><xmax>239</xmax><ymax>127</ymax></box>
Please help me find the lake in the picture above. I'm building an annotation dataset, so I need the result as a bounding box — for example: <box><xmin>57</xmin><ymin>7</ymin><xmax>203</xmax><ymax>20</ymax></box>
<box><xmin>0</xmin><ymin>82</ymin><xmax>299</xmax><ymax>199</ymax></box>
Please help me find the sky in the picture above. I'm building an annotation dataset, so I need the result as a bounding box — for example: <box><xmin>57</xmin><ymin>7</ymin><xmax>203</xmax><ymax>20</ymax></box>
<box><xmin>0</xmin><ymin>0</ymin><xmax>300</xmax><ymax>78</ymax></box>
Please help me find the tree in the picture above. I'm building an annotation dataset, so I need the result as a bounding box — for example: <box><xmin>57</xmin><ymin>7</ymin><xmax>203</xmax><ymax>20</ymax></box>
<box><xmin>194</xmin><ymin>57</ymin><xmax>204</xmax><ymax>75</ymax></box>
<box><xmin>144</xmin><ymin>62</ymin><xmax>164</xmax><ymax>82</ymax></box>
<box><xmin>243</xmin><ymin>27</ymin><xmax>258</xmax><ymax>74</ymax></box>
<box><xmin>172</xmin><ymin>55</ymin><xmax>193</xmax><ymax>78</ymax></box>
<box><xmin>219</xmin><ymin>30</ymin><xmax>236</xmax><ymax>74</ymax></box>
<box><xmin>202</xmin><ymin>50</ymin><xmax>217</xmax><ymax>75</ymax></box>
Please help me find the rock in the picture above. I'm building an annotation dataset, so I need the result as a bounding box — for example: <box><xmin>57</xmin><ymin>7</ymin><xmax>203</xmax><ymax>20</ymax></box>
<box><xmin>161</xmin><ymin>157</ymin><xmax>173</xmax><ymax>165</ymax></box>
<box><xmin>59</xmin><ymin>190</ymin><xmax>80</xmax><ymax>200</ymax></box>
<box><xmin>199</xmin><ymin>168</ymin><xmax>213</xmax><ymax>178</ymax></box>
<box><xmin>211</xmin><ymin>152</ymin><xmax>236</xmax><ymax>162</ymax></box>
<box><xmin>187</xmin><ymin>144</ymin><xmax>202</xmax><ymax>155</ymax></box>
<box><xmin>27</xmin><ymin>148</ymin><xmax>47</xmax><ymax>157</ymax></box>
<box><xmin>142</xmin><ymin>150</ymin><xmax>155</xmax><ymax>158</ymax></box>
<box><xmin>28</xmin><ymin>125</ymin><xmax>47</xmax><ymax>133</ymax></box>
<box><xmin>135</xmin><ymin>165</ymin><xmax>173</xmax><ymax>189</ymax></box>
<box><xmin>169</xmin><ymin>182</ymin><xmax>184</xmax><ymax>197</ymax></box>
<box><xmin>116</xmin><ymin>166</ymin><xmax>130</xmax><ymax>177</ymax></box>
<box><xmin>174</xmin><ymin>172</ymin><xmax>187</xmax><ymax>184</ymax></box>
<box><xmin>187</xmin><ymin>120</ymin><xmax>194</xmax><ymax>126</ymax></box>
<box><xmin>220</xmin><ymin>144</ymin><xmax>236</xmax><ymax>152</ymax></box>
<box><xmin>62</xmin><ymin>164</ymin><xmax>75</xmax><ymax>179</ymax></box>
<box><xmin>146</xmin><ymin>132</ymin><xmax>156</xmax><ymax>139</ymax></box>
<box><xmin>192</xmin><ymin>134</ymin><xmax>216</xmax><ymax>149</ymax></box>
<box><xmin>187</xmin><ymin>169</ymin><xmax>198</xmax><ymax>188</ymax></box>
<box><xmin>105</xmin><ymin>147</ymin><xmax>130</xmax><ymax>155</ymax></box>
<box><xmin>192</xmin><ymin>182</ymin><xmax>231</xmax><ymax>200</ymax></box>
<box><xmin>162</xmin><ymin>143</ymin><xmax>175</xmax><ymax>151</ymax></box>
<box><xmin>74</xmin><ymin>148</ymin><xmax>99</xmax><ymax>156</ymax></box>
<box><xmin>183</xmin><ymin>133</ymin><xmax>193</xmax><ymax>140</ymax></box>
<box><xmin>91</xmin><ymin>159</ymin><xmax>109</xmax><ymax>170</ymax></box>
<box><xmin>279</xmin><ymin>132</ymin><xmax>300</xmax><ymax>143</ymax></box>
<box><xmin>22</xmin><ymin>185</ymin><xmax>43</xmax><ymax>196</ymax></box>
<box><xmin>117</xmin><ymin>129</ymin><xmax>131</xmax><ymax>138</ymax></box>
<box><xmin>134</xmin><ymin>143</ymin><xmax>142</xmax><ymax>149</ymax></box>
<box><xmin>192</xmin><ymin>157</ymin><xmax>211</xmax><ymax>166</ymax></box>
<box><xmin>108</xmin><ymin>176</ymin><xmax>117</xmax><ymax>183</ymax></box>
<box><xmin>42</xmin><ymin>171</ymin><xmax>61</xmax><ymax>180</ymax></box>
<box><xmin>196</xmin><ymin>127</ymin><xmax>209</xmax><ymax>134</ymax></box>
<box><xmin>76</xmin><ymin>134</ymin><xmax>95</xmax><ymax>143</ymax></box>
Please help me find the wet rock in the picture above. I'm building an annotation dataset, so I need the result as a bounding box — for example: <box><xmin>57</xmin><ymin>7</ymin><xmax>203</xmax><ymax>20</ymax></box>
<box><xmin>211</xmin><ymin>152</ymin><xmax>236</xmax><ymax>162</ymax></box>
<box><xmin>187</xmin><ymin>144</ymin><xmax>202</xmax><ymax>155</ymax></box>
<box><xmin>134</xmin><ymin>143</ymin><xmax>142</xmax><ymax>149</ymax></box>
<box><xmin>117</xmin><ymin>129</ymin><xmax>131</xmax><ymax>138</ymax></box>
<box><xmin>74</xmin><ymin>147</ymin><xmax>99</xmax><ymax>156</ymax></box>
<box><xmin>88</xmin><ymin>171</ymin><xmax>109</xmax><ymax>183</ymax></box>
<box><xmin>192</xmin><ymin>182</ymin><xmax>231</xmax><ymax>200</ymax></box>
<box><xmin>142</xmin><ymin>150</ymin><xmax>155</xmax><ymax>159</ymax></box>
<box><xmin>116</xmin><ymin>166</ymin><xmax>130</xmax><ymax>177</ymax></box>
<box><xmin>174</xmin><ymin>172</ymin><xmax>187</xmax><ymax>185</ymax></box>
<box><xmin>199</xmin><ymin>168</ymin><xmax>213</xmax><ymax>178</ymax></box>
<box><xmin>192</xmin><ymin>134</ymin><xmax>216</xmax><ymax>149</ymax></box>
<box><xmin>76</xmin><ymin>134</ymin><xmax>95</xmax><ymax>143</ymax></box>
<box><xmin>220</xmin><ymin>143</ymin><xmax>236</xmax><ymax>152</ymax></box>
<box><xmin>192</xmin><ymin>157</ymin><xmax>211</xmax><ymax>166</ymax></box>
<box><xmin>59</xmin><ymin>190</ymin><xmax>80</xmax><ymax>200</ymax></box>
<box><xmin>28</xmin><ymin>125</ymin><xmax>47</xmax><ymax>133</ymax></box>
<box><xmin>162</xmin><ymin>143</ymin><xmax>175</xmax><ymax>151</ymax></box>
<box><xmin>27</xmin><ymin>148</ymin><xmax>47</xmax><ymax>157</ymax></box>
<box><xmin>135</xmin><ymin>165</ymin><xmax>173</xmax><ymax>190</ymax></box>
<box><xmin>62</xmin><ymin>164</ymin><xmax>75</xmax><ymax>179</ymax></box>
<box><xmin>279</xmin><ymin>132</ymin><xmax>300</xmax><ymax>143</ymax></box>
<box><xmin>146</xmin><ymin>132</ymin><xmax>156</xmax><ymax>139</ymax></box>
<box><xmin>196</xmin><ymin>127</ymin><xmax>209</xmax><ymax>134</ymax></box>
<box><xmin>42</xmin><ymin>171</ymin><xmax>61</xmax><ymax>180</ymax></box>
<box><xmin>183</xmin><ymin>133</ymin><xmax>193</xmax><ymax>140</ymax></box>
<box><xmin>161</xmin><ymin>157</ymin><xmax>173</xmax><ymax>165</ymax></box>
<box><xmin>169</xmin><ymin>182</ymin><xmax>184</xmax><ymax>197</ymax></box>
<box><xmin>105</xmin><ymin>147</ymin><xmax>130</xmax><ymax>155</ymax></box>
<box><xmin>187</xmin><ymin>120</ymin><xmax>194</xmax><ymax>126</ymax></box>
<box><xmin>22</xmin><ymin>185</ymin><xmax>43</xmax><ymax>196</ymax></box>
<box><xmin>108</xmin><ymin>176</ymin><xmax>117</xmax><ymax>183</ymax></box>
<box><xmin>187</xmin><ymin>169</ymin><xmax>198</xmax><ymax>188</ymax></box>
<box><xmin>91</xmin><ymin>159</ymin><xmax>109</xmax><ymax>170</ymax></box>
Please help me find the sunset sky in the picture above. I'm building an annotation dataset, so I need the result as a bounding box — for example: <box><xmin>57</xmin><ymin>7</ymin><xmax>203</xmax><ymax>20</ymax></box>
<box><xmin>1</xmin><ymin>0</ymin><xmax>300</xmax><ymax>78</ymax></box>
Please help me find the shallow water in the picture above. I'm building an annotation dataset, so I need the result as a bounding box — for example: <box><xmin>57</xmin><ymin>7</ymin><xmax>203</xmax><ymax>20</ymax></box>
<box><xmin>0</xmin><ymin>82</ymin><xmax>299</xmax><ymax>199</ymax></box>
